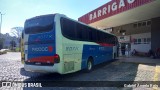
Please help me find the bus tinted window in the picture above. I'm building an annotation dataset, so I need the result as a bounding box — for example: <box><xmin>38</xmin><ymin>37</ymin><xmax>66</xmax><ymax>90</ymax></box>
<box><xmin>97</xmin><ymin>31</ymin><xmax>106</xmax><ymax>43</ymax></box>
<box><xmin>25</xmin><ymin>15</ymin><xmax>55</xmax><ymax>34</ymax></box>
<box><xmin>81</xmin><ymin>25</ymin><xmax>89</xmax><ymax>41</ymax></box>
<box><xmin>76</xmin><ymin>23</ymin><xmax>82</xmax><ymax>39</ymax></box>
<box><xmin>60</xmin><ymin>17</ymin><xmax>117</xmax><ymax>44</ymax></box>
<box><xmin>61</xmin><ymin>17</ymin><xmax>76</xmax><ymax>39</ymax></box>
<box><xmin>88</xmin><ymin>27</ymin><xmax>97</xmax><ymax>41</ymax></box>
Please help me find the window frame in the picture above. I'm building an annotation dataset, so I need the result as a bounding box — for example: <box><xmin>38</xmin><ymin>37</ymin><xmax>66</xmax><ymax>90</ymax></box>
<box><xmin>60</xmin><ymin>17</ymin><xmax>117</xmax><ymax>44</ymax></box>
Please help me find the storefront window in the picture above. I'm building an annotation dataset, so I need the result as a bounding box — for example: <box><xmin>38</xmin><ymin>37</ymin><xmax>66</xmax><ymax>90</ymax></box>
<box><xmin>138</xmin><ymin>23</ymin><xmax>142</xmax><ymax>27</ymax></box>
<box><xmin>144</xmin><ymin>38</ymin><xmax>147</xmax><ymax>44</ymax></box>
<box><xmin>138</xmin><ymin>39</ymin><xmax>141</xmax><ymax>44</ymax></box>
<box><xmin>134</xmin><ymin>39</ymin><xmax>137</xmax><ymax>44</ymax></box>
<box><xmin>142</xmin><ymin>22</ymin><xmax>146</xmax><ymax>26</ymax></box>
<box><xmin>147</xmin><ymin>21</ymin><xmax>151</xmax><ymax>25</ymax></box>
<box><xmin>133</xmin><ymin>23</ymin><xmax>137</xmax><ymax>28</ymax></box>
<box><xmin>147</xmin><ymin>38</ymin><xmax>151</xmax><ymax>43</ymax></box>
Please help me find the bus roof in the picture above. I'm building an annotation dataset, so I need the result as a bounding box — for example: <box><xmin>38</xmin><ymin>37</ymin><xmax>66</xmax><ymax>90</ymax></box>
<box><xmin>56</xmin><ymin>13</ymin><xmax>116</xmax><ymax>37</ymax></box>
<box><xmin>25</xmin><ymin>13</ymin><xmax>117</xmax><ymax>37</ymax></box>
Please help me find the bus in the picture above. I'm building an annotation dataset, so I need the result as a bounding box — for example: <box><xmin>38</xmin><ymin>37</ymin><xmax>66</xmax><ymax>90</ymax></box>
<box><xmin>23</xmin><ymin>14</ymin><xmax>118</xmax><ymax>74</ymax></box>
<box><xmin>21</xmin><ymin>30</ymin><xmax>25</xmax><ymax>64</ymax></box>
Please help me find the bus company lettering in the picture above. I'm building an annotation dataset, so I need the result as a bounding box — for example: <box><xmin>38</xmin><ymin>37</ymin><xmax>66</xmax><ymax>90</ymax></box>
<box><xmin>66</xmin><ymin>47</ymin><xmax>79</xmax><ymax>51</ymax></box>
<box><xmin>38</xmin><ymin>34</ymin><xmax>53</xmax><ymax>39</ymax></box>
<box><xmin>32</xmin><ymin>46</ymin><xmax>53</xmax><ymax>52</ymax></box>
<box><xmin>32</xmin><ymin>47</ymin><xmax>48</xmax><ymax>52</ymax></box>
<box><xmin>89</xmin><ymin>0</ymin><xmax>136</xmax><ymax>21</ymax></box>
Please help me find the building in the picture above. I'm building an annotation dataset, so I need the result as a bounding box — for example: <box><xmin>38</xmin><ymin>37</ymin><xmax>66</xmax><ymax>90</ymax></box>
<box><xmin>78</xmin><ymin>0</ymin><xmax>160</xmax><ymax>54</ymax></box>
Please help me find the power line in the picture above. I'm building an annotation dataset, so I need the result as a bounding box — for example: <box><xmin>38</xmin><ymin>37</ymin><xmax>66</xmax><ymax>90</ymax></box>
<box><xmin>0</xmin><ymin>12</ymin><xmax>5</xmax><ymax>34</ymax></box>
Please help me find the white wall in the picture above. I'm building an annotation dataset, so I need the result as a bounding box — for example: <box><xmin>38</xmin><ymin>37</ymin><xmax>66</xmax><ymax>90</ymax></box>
<box><xmin>131</xmin><ymin>33</ymin><xmax>151</xmax><ymax>52</ymax></box>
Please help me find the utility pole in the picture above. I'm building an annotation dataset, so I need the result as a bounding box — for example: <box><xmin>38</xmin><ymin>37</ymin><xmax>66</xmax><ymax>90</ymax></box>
<box><xmin>0</xmin><ymin>12</ymin><xmax>5</xmax><ymax>34</ymax></box>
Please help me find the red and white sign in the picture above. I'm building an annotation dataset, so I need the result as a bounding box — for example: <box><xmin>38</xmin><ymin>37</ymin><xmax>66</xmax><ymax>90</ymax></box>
<box><xmin>78</xmin><ymin>0</ymin><xmax>154</xmax><ymax>24</ymax></box>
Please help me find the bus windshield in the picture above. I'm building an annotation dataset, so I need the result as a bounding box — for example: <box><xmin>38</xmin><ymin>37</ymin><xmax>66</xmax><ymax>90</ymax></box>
<box><xmin>24</xmin><ymin>15</ymin><xmax>55</xmax><ymax>34</ymax></box>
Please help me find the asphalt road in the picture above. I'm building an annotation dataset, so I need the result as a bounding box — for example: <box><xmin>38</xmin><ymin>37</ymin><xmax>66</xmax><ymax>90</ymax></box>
<box><xmin>0</xmin><ymin>52</ymin><xmax>159</xmax><ymax>90</ymax></box>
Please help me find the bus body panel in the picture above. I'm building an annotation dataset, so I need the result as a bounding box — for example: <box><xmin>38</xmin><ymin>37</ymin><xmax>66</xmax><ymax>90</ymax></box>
<box><xmin>24</xmin><ymin>64</ymin><xmax>59</xmax><ymax>73</ymax></box>
<box><xmin>24</xmin><ymin>15</ymin><xmax>62</xmax><ymax>73</ymax></box>
<box><xmin>81</xmin><ymin>45</ymin><xmax>113</xmax><ymax>69</ymax></box>
<box><xmin>27</xmin><ymin>32</ymin><xmax>55</xmax><ymax>57</ymax></box>
<box><xmin>62</xmin><ymin>39</ymin><xmax>83</xmax><ymax>73</ymax></box>
<box><xmin>61</xmin><ymin>36</ymin><xmax>114</xmax><ymax>73</ymax></box>
<box><xmin>21</xmin><ymin>30</ymin><xmax>25</xmax><ymax>64</ymax></box>
<box><xmin>55</xmin><ymin>15</ymin><xmax>63</xmax><ymax>74</ymax></box>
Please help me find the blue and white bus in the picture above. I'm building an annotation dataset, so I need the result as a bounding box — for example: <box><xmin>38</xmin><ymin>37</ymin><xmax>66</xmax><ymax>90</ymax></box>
<box><xmin>24</xmin><ymin>14</ymin><xmax>118</xmax><ymax>74</ymax></box>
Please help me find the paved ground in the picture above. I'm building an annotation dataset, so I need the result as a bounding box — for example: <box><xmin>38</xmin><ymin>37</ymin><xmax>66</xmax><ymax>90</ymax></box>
<box><xmin>0</xmin><ymin>52</ymin><xmax>160</xmax><ymax>90</ymax></box>
<box><xmin>119</xmin><ymin>56</ymin><xmax>160</xmax><ymax>64</ymax></box>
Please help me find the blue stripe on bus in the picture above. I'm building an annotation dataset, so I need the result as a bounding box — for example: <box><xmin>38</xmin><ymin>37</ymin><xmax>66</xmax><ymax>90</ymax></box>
<box><xmin>27</xmin><ymin>44</ymin><xmax>55</xmax><ymax>59</ymax></box>
<box><xmin>27</xmin><ymin>31</ymin><xmax>56</xmax><ymax>60</ymax></box>
<box><xmin>81</xmin><ymin>45</ymin><xmax>113</xmax><ymax>69</ymax></box>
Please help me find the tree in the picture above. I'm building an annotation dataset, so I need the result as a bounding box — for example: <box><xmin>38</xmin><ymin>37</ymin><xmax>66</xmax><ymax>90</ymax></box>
<box><xmin>10</xmin><ymin>27</ymin><xmax>23</xmax><ymax>38</ymax></box>
<box><xmin>0</xmin><ymin>38</ymin><xmax>4</xmax><ymax>50</ymax></box>
<box><xmin>10</xmin><ymin>27</ymin><xmax>23</xmax><ymax>51</ymax></box>
<box><xmin>10</xmin><ymin>40</ymin><xmax>16</xmax><ymax>51</ymax></box>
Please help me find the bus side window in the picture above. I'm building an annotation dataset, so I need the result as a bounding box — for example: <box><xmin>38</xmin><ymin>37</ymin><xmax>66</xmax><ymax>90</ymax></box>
<box><xmin>61</xmin><ymin>18</ymin><xmax>76</xmax><ymax>40</ymax></box>
<box><xmin>76</xmin><ymin>23</ymin><xmax>89</xmax><ymax>41</ymax></box>
<box><xmin>76</xmin><ymin>23</ymin><xmax>83</xmax><ymax>40</ymax></box>
<box><xmin>100</xmin><ymin>32</ymin><xmax>106</xmax><ymax>43</ymax></box>
<box><xmin>88</xmin><ymin>27</ymin><xmax>97</xmax><ymax>42</ymax></box>
<box><xmin>104</xmin><ymin>33</ymin><xmax>108</xmax><ymax>43</ymax></box>
<box><xmin>82</xmin><ymin>25</ymin><xmax>89</xmax><ymax>41</ymax></box>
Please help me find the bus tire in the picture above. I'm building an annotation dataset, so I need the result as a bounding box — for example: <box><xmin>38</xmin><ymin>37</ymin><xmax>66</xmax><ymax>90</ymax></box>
<box><xmin>85</xmin><ymin>57</ymin><xmax>93</xmax><ymax>72</ymax></box>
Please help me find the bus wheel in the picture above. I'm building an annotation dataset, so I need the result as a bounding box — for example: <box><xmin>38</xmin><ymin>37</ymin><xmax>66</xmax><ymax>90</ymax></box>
<box><xmin>86</xmin><ymin>58</ymin><xmax>93</xmax><ymax>72</ymax></box>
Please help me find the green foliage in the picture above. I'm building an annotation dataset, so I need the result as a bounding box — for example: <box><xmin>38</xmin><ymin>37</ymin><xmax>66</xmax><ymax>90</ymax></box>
<box><xmin>10</xmin><ymin>40</ymin><xmax>16</xmax><ymax>50</ymax></box>
<box><xmin>0</xmin><ymin>50</ymin><xmax>7</xmax><ymax>55</ymax></box>
<box><xmin>0</xmin><ymin>38</ymin><xmax>5</xmax><ymax>49</ymax></box>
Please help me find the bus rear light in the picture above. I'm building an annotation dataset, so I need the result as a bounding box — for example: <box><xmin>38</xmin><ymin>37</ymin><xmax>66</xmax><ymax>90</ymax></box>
<box><xmin>54</xmin><ymin>54</ymin><xmax>60</xmax><ymax>63</ymax></box>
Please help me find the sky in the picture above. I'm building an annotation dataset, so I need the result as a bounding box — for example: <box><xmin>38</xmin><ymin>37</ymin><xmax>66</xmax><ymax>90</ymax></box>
<box><xmin>0</xmin><ymin>0</ymin><xmax>110</xmax><ymax>34</ymax></box>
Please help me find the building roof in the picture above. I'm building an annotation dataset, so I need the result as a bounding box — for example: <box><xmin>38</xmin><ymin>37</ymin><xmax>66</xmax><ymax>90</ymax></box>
<box><xmin>78</xmin><ymin>0</ymin><xmax>160</xmax><ymax>29</ymax></box>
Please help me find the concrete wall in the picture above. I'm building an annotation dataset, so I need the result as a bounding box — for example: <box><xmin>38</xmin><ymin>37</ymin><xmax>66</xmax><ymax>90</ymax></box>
<box><xmin>151</xmin><ymin>17</ymin><xmax>160</xmax><ymax>51</ymax></box>
<box><xmin>113</xmin><ymin>21</ymin><xmax>151</xmax><ymax>36</ymax></box>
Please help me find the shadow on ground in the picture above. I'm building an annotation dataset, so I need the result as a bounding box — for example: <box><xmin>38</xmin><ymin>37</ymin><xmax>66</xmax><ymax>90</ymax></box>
<box><xmin>21</xmin><ymin>59</ymin><xmax>144</xmax><ymax>90</ymax></box>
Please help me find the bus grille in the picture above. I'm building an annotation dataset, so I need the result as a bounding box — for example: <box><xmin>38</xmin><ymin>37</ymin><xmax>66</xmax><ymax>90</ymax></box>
<box><xmin>64</xmin><ymin>61</ymin><xmax>74</xmax><ymax>72</ymax></box>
